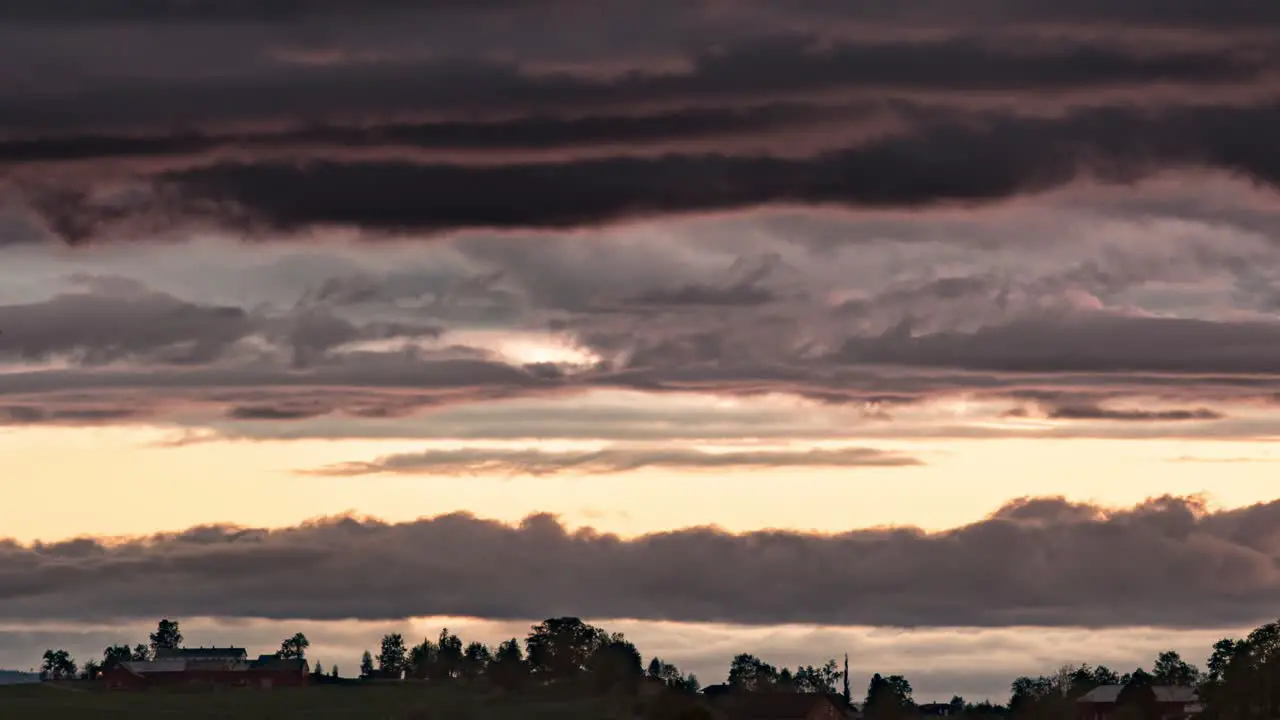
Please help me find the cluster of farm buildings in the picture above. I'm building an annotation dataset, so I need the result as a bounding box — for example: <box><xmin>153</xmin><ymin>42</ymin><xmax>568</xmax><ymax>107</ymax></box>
<box><xmin>101</xmin><ymin>646</ymin><xmax>309</xmax><ymax>690</ymax></box>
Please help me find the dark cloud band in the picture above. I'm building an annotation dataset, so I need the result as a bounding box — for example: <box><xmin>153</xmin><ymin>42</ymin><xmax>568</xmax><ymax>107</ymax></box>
<box><xmin>1</xmin><ymin>495</ymin><xmax>1276</xmax><ymax>628</ymax></box>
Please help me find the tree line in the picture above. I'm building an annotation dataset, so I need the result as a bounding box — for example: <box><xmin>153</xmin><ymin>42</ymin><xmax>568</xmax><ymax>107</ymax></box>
<box><xmin>36</xmin><ymin>616</ymin><xmax>1280</xmax><ymax>720</ymax></box>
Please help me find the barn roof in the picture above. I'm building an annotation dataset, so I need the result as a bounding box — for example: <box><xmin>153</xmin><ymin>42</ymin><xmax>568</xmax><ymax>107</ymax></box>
<box><xmin>249</xmin><ymin>655</ymin><xmax>309</xmax><ymax>673</ymax></box>
<box><xmin>154</xmin><ymin>647</ymin><xmax>248</xmax><ymax>660</ymax></box>
<box><xmin>1077</xmin><ymin>685</ymin><xmax>1199</xmax><ymax>703</ymax></box>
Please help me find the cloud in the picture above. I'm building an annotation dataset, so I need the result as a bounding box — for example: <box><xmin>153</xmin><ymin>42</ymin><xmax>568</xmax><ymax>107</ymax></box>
<box><xmin>304</xmin><ymin>445</ymin><xmax>922</xmax><ymax>477</ymax></box>
<box><xmin>15</xmin><ymin>102</ymin><xmax>1280</xmax><ymax>243</ymax></box>
<box><xmin>0</xmin><ymin>495</ymin><xmax>1276</xmax><ymax>627</ymax></box>
<box><xmin>838</xmin><ymin>312</ymin><xmax>1280</xmax><ymax>375</ymax></box>
<box><xmin>0</xmin><ymin>276</ymin><xmax>254</xmax><ymax>365</ymax></box>
<box><xmin>1045</xmin><ymin>405</ymin><xmax>1224</xmax><ymax>422</ymax></box>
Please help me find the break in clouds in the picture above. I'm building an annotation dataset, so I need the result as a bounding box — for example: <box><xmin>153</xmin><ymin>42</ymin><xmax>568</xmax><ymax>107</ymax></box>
<box><xmin>1</xmin><ymin>495</ymin><xmax>1278</xmax><ymax>629</ymax></box>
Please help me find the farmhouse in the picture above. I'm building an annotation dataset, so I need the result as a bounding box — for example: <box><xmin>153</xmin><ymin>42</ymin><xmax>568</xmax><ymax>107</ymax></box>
<box><xmin>1076</xmin><ymin>685</ymin><xmax>1201</xmax><ymax>720</ymax></box>
<box><xmin>708</xmin><ymin>692</ymin><xmax>860</xmax><ymax>720</ymax></box>
<box><xmin>102</xmin><ymin>647</ymin><xmax>309</xmax><ymax>690</ymax></box>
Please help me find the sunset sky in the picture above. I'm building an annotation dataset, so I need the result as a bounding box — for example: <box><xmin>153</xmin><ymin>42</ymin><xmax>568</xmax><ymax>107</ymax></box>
<box><xmin>3</xmin><ymin>0</ymin><xmax>1280</xmax><ymax>702</ymax></box>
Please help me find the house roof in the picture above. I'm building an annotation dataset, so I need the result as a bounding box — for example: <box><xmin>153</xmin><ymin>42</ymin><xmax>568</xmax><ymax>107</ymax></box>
<box><xmin>154</xmin><ymin>647</ymin><xmax>248</xmax><ymax>660</ymax></box>
<box><xmin>249</xmin><ymin>655</ymin><xmax>309</xmax><ymax>673</ymax></box>
<box><xmin>121</xmin><ymin>659</ymin><xmax>188</xmax><ymax>674</ymax></box>
<box><xmin>1078</xmin><ymin>685</ymin><xmax>1199</xmax><ymax>704</ymax></box>
<box><xmin>727</xmin><ymin>692</ymin><xmax>852</xmax><ymax>720</ymax></box>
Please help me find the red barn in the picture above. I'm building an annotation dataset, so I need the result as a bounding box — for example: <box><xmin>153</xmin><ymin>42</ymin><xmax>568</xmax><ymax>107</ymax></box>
<box><xmin>1076</xmin><ymin>685</ymin><xmax>1201</xmax><ymax>720</ymax></box>
<box><xmin>102</xmin><ymin>647</ymin><xmax>308</xmax><ymax>690</ymax></box>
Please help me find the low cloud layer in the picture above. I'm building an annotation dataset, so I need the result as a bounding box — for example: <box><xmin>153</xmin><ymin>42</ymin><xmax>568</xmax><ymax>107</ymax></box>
<box><xmin>4</xmin><ymin>200</ymin><xmax>1280</xmax><ymax>439</ymax></box>
<box><xmin>305</xmin><ymin>445</ymin><xmax>922</xmax><ymax>477</ymax></box>
<box><xmin>1</xmin><ymin>495</ymin><xmax>1276</xmax><ymax>628</ymax></box>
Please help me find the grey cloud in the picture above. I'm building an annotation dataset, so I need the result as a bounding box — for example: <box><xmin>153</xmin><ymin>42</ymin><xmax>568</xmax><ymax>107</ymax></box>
<box><xmin>1046</xmin><ymin>405</ymin><xmax>1224</xmax><ymax>422</ymax></box>
<box><xmin>1</xmin><ymin>495</ymin><xmax>1277</xmax><ymax>628</ymax></box>
<box><xmin>304</xmin><ymin>445</ymin><xmax>922</xmax><ymax>477</ymax></box>
<box><xmin>0</xmin><ymin>275</ymin><xmax>444</xmax><ymax>369</ymax></box>
<box><xmin>5</xmin><ymin>0</ymin><xmax>1280</xmax><ymax>28</ymax></box>
<box><xmin>1</xmin><ymin>35</ymin><xmax>1262</xmax><ymax>141</ymax></box>
<box><xmin>0</xmin><ymin>404</ymin><xmax>141</xmax><ymax>425</ymax></box>
<box><xmin>0</xmin><ymin>278</ymin><xmax>254</xmax><ymax>365</ymax></box>
<box><xmin>839</xmin><ymin>312</ymin><xmax>1280</xmax><ymax>375</ymax></box>
<box><xmin>5</xmin><ymin>204</ymin><xmax>1280</xmax><ymax>433</ymax></box>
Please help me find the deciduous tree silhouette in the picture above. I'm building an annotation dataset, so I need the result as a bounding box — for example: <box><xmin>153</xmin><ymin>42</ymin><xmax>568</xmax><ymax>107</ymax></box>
<box><xmin>102</xmin><ymin>644</ymin><xmax>132</xmax><ymax>670</ymax></box>
<box><xmin>279</xmin><ymin>632</ymin><xmax>309</xmax><ymax>659</ymax></box>
<box><xmin>727</xmin><ymin>653</ymin><xmax>778</xmax><ymax>691</ymax></box>
<box><xmin>587</xmin><ymin>632</ymin><xmax>643</xmax><ymax>693</ymax></box>
<box><xmin>647</xmin><ymin>656</ymin><xmax>699</xmax><ymax>693</ymax></box>
<box><xmin>865</xmin><ymin>673</ymin><xmax>914</xmax><ymax>720</ymax></box>
<box><xmin>461</xmin><ymin>641</ymin><xmax>492</xmax><ymax>681</ymax></box>
<box><xmin>489</xmin><ymin>638</ymin><xmax>528</xmax><ymax>693</ymax></box>
<box><xmin>40</xmin><ymin>649</ymin><xmax>77</xmax><ymax>681</ymax></box>
<box><xmin>794</xmin><ymin>659</ymin><xmax>841</xmax><ymax>694</ymax></box>
<box><xmin>1151</xmin><ymin>651</ymin><xmax>1200</xmax><ymax>686</ymax></box>
<box><xmin>377</xmin><ymin>633</ymin><xmax>408</xmax><ymax>679</ymax></box>
<box><xmin>525</xmin><ymin>617</ymin><xmax>607</xmax><ymax>681</ymax></box>
<box><xmin>149</xmin><ymin>619</ymin><xmax>183</xmax><ymax>655</ymax></box>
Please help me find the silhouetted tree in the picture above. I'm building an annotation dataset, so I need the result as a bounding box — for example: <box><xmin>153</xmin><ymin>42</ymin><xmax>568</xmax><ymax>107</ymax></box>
<box><xmin>279</xmin><ymin>632</ymin><xmax>309</xmax><ymax>660</ymax></box>
<box><xmin>843</xmin><ymin>654</ymin><xmax>852</xmax><ymax>707</ymax></box>
<box><xmin>1116</xmin><ymin>669</ymin><xmax>1159</xmax><ymax>720</ymax></box>
<box><xmin>149</xmin><ymin>619</ymin><xmax>183</xmax><ymax>656</ymax></box>
<box><xmin>1201</xmin><ymin>619</ymin><xmax>1280</xmax><ymax>720</ymax></box>
<box><xmin>865</xmin><ymin>673</ymin><xmax>913</xmax><ymax>720</ymax></box>
<box><xmin>525</xmin><ymin>617</ymin><xmax>608</xmax><ymax>682</ymax></box>
<box><xmin>648</xmin><ymin>656</ymin><xmax>699</xmax><ymax>693</ymax></box>
<box><xmin>80</xmin><ymin>659</ymin><xmax>101</xmax><ymax>680</ymax></box>
<box><xmin>794</xmin><ymin>659</ymin><xmax>841</xmax><ymax>694</ymax></box>
<box><xmin>360</xmin><ymin>650</ymin><xmax>375</xmax><ymax>679</ymax></box>
<box><xmin>436</xmin><ymin>628</ymin><xmax>464</xmax><ymax>679</ymax></box>
<box><xmin>331</xmin><ymin>665</ymin><xmax>339</xmax><ymax>678</ymax></box>
<box><xmin>727</xmin><ymin>653</ymin><xmax>779</xmax><ymax>691</ymax></box>
<box><xmin>489</xmin><ymin>638</ymin><xmax>528</xmax><ymax>692</ymax></box>
<box><xmin>588</xmin><ymin>632</ymin><xmax>643</xmax><ymax>693</ymax></box>
<box><xmin>40</xmin><ymin>649</ymin><xmax>77</xmax><ymax>681</ymax></box>
<box><xmin>408</xmin><ymin>638</ymin><xmax>437</xmax><ymax>680</ymax></box>
<box><xmin>131</xmin><ymin>644</ymin><xmax>150</xmax><ymax>662</ymax></box>
<box><xmin>377</xmin><ymin>633</ymin><xmax>408</xmax><ymax>679</ymax></box>
<box><xmin>950</xmin><ymin>696</ymin><xmax>967</xmax><ymax>715</ymax></box>
<box><xmin>462</xmin><ymin>641</ymin><xmax>492</xmax><ymax>681</ymax></box>
<box><xmin>1151</xmin><ymin>651</ymin><xmax>1200</xmax><ymax>686</ymax></box>
<box><xmin>102</xmin><ymin>644</ymin><xmax>132</xmax><ymax>670</ymax></box>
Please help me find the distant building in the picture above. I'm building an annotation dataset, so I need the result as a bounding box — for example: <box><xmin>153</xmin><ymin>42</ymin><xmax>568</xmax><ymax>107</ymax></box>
<box><xmin>103</xmin><ymin>647</ymin><xmax>308</xmax><ymax>690</ymax></box>
<box><xmin>1076</xmin><ymin>685</ymin><xmax>1201</xmax><ymax>720</ymax></box>
<box><xmin>918</xmin><ymin>702</ymin><xmax>956</xmax><ymax>716</ymax></box>
<box><xmin>707</xmin><ymin>691</ymin><xmax>859</xmax><ymax>720</ymax></box>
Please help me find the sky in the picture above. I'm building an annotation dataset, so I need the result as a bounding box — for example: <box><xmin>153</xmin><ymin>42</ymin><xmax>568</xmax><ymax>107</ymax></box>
<box><xmin>2</xmin><ymin>0</ymin><xmax>1280</xmax><ymax>702</ymax></box>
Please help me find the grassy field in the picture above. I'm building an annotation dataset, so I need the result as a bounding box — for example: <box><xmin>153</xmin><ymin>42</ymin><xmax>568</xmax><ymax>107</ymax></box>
<box><xmin>0</xmin><ymin>682</ymin><xmax>641</xmax><ymax>719</ymax></box>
